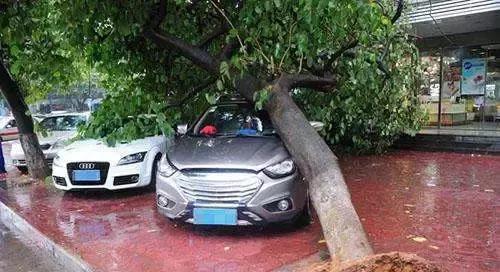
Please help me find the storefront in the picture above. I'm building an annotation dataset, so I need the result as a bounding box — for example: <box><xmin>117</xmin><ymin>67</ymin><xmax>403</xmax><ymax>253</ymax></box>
<box><xmin>420</xmin><ymin>45</ymin><xmax>500</xmax><ymax>132</ymax></box>
<box><xmin>408</xmin><ymin>0</ymin><xmax>500</xmax><ymax>136</ymax></box>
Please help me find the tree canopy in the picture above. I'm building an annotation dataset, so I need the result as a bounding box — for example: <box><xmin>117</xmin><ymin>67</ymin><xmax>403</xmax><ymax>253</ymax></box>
<box><xmin>1</xmin><ymin>0</ymin><xmax>423</xmax><ymax>151</ymax></box>
<box><xmin>1</xmin><ymin>0</ymin><xmax>425</xmax><ymax>261</ymax></box>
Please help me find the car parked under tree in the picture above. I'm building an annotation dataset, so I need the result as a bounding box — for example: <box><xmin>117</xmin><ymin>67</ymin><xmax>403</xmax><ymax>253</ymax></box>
<box><xmin>156</xmin><ymin>97</ymin><xmax>323</xmax><ymax>226</ymax></box>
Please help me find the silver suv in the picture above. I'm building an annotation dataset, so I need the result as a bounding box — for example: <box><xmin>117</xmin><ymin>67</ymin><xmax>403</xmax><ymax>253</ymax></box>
<box><xmin>156</xmin><ymin>98</ymin><xmax>311</xmax><ymax>225</ymax></box>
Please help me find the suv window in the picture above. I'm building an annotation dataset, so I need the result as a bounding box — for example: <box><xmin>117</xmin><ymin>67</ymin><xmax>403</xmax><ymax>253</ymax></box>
<box><xmin>193</xmin><ymin>104</ymin><xmax>275</xmax><ymax>137</ymax></box>
<box><xmin>40</xmin><ymin>115</ymin><xmax>86</xmax><ymax>131</ymax></box>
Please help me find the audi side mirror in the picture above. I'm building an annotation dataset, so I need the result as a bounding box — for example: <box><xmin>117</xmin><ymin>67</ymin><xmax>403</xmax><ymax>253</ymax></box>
<box><xmin>309</xmin><ymin>121</ymin><xmax>325</xmax><ymax>131</ymax></box>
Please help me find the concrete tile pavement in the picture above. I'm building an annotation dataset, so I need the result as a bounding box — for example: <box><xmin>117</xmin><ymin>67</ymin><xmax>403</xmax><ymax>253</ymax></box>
<box><xmin>0</xmin><ymin>221</ymin><xmax>65</xmax><ymax>272</ymax></box>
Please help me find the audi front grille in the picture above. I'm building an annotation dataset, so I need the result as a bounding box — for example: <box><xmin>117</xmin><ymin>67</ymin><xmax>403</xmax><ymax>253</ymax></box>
<box><xmin>67</xmin><ymin>162</ymin><xmax>110</xmax><ymax>185</ymax></box>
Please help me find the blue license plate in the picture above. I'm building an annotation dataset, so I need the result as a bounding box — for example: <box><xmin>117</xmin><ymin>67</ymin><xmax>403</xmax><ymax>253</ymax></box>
<box><xmin>73</xmin><ymin>170</ymin><xmax>101</xmax><ymax>181</ymax></box>
<box><xmin>193</xmin><ymin>208</ymin><xmax>237</xmax><ymax>225</ymax></box>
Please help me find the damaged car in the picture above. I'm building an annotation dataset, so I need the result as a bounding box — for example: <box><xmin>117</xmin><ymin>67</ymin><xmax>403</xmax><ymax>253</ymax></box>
<box><xmin>156</xmin><ymin>97</ymin><xmax>323</xmax><ymax>226</ymax></box>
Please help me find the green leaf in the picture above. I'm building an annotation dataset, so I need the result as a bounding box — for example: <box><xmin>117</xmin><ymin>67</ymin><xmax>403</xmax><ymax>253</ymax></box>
<box><xmin>216</xmin><ymin>79</ymin><xmax>224</xmax><ymax>91</ymax></box>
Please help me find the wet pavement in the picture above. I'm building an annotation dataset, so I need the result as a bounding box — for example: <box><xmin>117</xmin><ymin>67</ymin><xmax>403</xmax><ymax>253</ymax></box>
<box><xmin>0</xmin><ymin>221</ymin><xmax>63</xmax><ymax>272</ymax></box>
<box><xmin>0</xmin><ymin>146</ymin><xmax>498</xmax><ymax>272</ymax></box>
<box><xmin>344</xmin><ymin>151</ymin><xmax>499</xmax><ymax>272</ymax></box>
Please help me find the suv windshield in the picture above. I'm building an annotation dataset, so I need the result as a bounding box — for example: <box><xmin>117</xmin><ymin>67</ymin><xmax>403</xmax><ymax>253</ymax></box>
<box><xmin>39</xmin><ymin>115</ymin><xmax>86</xmax><ymax>131</ymax></box>
<box><xmin>192</xmin><ymin>104</ymin><xmax>275</xmax><ymax>137</ymax></box>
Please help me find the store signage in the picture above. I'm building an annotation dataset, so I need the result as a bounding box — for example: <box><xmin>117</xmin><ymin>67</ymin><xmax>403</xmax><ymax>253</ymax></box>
<box><xmin>461</xmin><ymin>58</ymin><xmax>486</xmax><ymax>95</ymax></box>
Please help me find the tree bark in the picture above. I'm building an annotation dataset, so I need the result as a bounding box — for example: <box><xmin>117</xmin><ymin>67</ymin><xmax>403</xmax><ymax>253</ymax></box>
<box><xmin>0</xmin><ymin>60</ymin><xmax>50</xmax><ymax>180</ymax></box>
<box><xmin>236</xmin><ymin>74</ymin><xmax>373</xmax><ymax>262</ymax></box>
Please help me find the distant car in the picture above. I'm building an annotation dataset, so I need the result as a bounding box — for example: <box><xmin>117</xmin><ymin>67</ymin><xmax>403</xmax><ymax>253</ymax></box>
<box><xmin>0</xmin><ymin>116</ymin><xmax>19</xmax><ymax>141</ymax></box>
<box><xmin>156</xmin><ymin>97</ymin><xmax>323</xmax><ymax>226</ymax></box>
<box><xmin>51</xmin><ymin>136</ymin><xmax>168</xmax><ymax>191</ymax></box>
<box><xmin>10</xmin><ymin>112</ymin><xmax>89</xmax><ymax>172</ymax></box>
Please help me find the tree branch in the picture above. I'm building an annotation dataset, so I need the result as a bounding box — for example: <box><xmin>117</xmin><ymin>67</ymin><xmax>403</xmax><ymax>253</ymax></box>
<box><xmin>377</xmin><ymin>41</ymin><xmax>391</xmax><ymax>79</ymax></box>
<box><xmin>219</xmin><ymin>39</ymin><xmax>239</xmax><ymax>60</ymax></box>
<box><xmin>144</xmin><ymin>29</ymin><xmax>220</xmax><ymax>75</ymax></box>
<box><xmin>391</xmin><ymin>0</ymin><xmax>404</xmax><ymax>24</ymax></box>
<box><xmin>147</xmin><ymin>0</ymin><xmax>167</xmax><ymax>30</ymax></box>
<box><xmin>375</xmin><ymin>0</ymin><xmax>404</xmax><ymax>24</ymax></box>
<box><xmin>144</xmin><ymin>0</ymin><xmax>220</xmax><ymax>75</ymax></box>
<box><xmin>197</xmin><ymin>23</ymin><xmax>229</xmax><ymax>48</ymax></box>
<box><xmin>306</xmin><ymin>39</ymin><xmax>358</xmax><ymax>77</ymax></box>
<box><xmin>279</xmin><ymin>73</ymin><xmax>337</xmax><ymax>92</ymax></box>
<box><xmin>166</xmin><ymin>77</ymin><xmax>216</xmax><ymax>107</ymax></box>
<box><xmin>324</xmin><ymin>40</ymin><xmax>358</xmax><ymax>71</ymax></box>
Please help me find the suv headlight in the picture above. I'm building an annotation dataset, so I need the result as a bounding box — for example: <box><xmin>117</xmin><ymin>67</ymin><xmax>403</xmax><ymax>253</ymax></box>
<box><xmin>117</xmin><ymin>152</ymin><xmax>147</xmax><ymax>165</ymax></box>
<box><xmin>158</xmin><ymin>155</ymin><xmax>177</xmax><ymax>177</ymax></box>
<box><xmin>264</xmin><ymin>159</ymin><xmax>295</xmax><ymax>178</ymax></box>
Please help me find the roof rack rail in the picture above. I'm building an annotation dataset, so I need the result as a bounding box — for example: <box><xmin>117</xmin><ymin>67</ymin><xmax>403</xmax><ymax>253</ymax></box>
<box><xmin>218</xmin><ymin>93</ymin><xmax>248</xmax><ymax>103</ymax></box>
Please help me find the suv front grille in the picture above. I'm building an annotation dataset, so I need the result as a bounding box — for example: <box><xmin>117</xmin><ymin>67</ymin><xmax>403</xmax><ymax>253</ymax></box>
<box><xmin>176</xmin><ymin>171</ymin><xmax>262</xmax><ymax>204</ymax></box>
<box><xmin>67</xmin><ymin>162</ymin><xmax>109</xmax><ymax>185</ymax></box>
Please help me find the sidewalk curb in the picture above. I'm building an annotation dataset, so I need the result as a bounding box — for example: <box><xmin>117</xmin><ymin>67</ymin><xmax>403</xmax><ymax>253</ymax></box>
<box><xmin>0</xmin><ymin>201</ymin><xmax>94</xmax><ymax>272</ymax></box>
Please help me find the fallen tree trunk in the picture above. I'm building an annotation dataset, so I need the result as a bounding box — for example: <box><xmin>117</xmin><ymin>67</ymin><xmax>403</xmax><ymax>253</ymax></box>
<box><xmin>0</xmin><ymin>60</ymin><xmax>49</xmax><ymax>180</ymax></box>
<box><xmin>144</xmin><ymin>2</ymin><xmax>372</xmax><ymax>261</ymax></box>
<box><xmin>236</xmin><ymin>75</ymin><xmax>373</xmax><ymax>262</ymax></box>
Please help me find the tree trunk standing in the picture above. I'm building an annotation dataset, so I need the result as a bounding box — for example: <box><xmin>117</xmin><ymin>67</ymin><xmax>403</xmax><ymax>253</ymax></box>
<box><xmin>0</xmin><ymin>60</ymin><xmax>50</xmax><ymax>180</ymax></box>
<box><xmin>236</xmin><ymin>75</ymin><xmax>373</xmax><ymax>262</ymax></box>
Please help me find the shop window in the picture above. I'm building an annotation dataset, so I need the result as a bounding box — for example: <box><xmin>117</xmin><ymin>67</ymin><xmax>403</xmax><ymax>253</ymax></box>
<box><xmin>419</xmin><ymin>51</ymin><xmax>441</xmax><ymax>127</ymax></box>
<box><xmin>440</xmin><ymin>48</ymin><xmax>467</xmax><ymax>127</ymax></box>
<box><xmin>419</xmin><ymin>45</ymin><xmax>500</xmax><ymax>131</ymax></box>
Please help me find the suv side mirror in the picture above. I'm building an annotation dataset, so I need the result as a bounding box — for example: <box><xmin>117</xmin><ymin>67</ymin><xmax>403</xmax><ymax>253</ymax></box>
<box><xmin>309</xmin><ymin>121</ymin><xmax>325</xmax><ymax>131</ymax></box>
<box><xmin>176</xmin><ymin>124</ymin><xmax>188</xmax><ymax>135</ymax></box>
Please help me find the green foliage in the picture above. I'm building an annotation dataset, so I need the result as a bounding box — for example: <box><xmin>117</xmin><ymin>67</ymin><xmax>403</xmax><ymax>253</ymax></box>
<box><xmin>229</xmin><ymin>0</ymin><xmax>424</xmax><ymax>153</ymax></box>
<box><xmin>253</xmin><ymin>87</ymin><xmax>271</xmax><ymax>110</ymax></box>
<box><xmin>1</xmin><ymin>0</ymin><xmax>424</xmax><ymax>152</ymax></box>
<box><xmin>0</xmin><ymin>1</ymin><xmax>88</xmax><ymax>101</ymax></box>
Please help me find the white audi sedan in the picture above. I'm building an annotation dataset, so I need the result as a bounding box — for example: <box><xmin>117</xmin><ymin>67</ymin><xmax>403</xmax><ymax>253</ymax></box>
<box><xmin>51</xmin><ymin>136</ymin><xmax>168</xmax><ymax>191</ymax></box>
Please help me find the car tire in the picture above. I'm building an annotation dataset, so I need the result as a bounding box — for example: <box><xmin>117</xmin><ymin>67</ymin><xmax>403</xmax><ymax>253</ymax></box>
<box><xmin>147</xmin><ymin>153</ymin><xmax>162</xmax><ymax>191</ymax></box>
<box><xmin>292</xmin><ymin>196</ymin><xmax>312</xmax><ymax>228</ymax></box>
<box><xmin>16</xmin><ymin>166</ymin><xmax>28</xmax><ymax>174</ymax></box>
<box><xmin>293</xmin><ymin>206</ymin><xmax>312</xmax><ymax>228</ymax></box>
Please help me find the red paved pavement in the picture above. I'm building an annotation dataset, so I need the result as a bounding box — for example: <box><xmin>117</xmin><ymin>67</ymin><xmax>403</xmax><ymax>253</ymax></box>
<box><xmin>0</xmin><ymin>149</ymin><xmax>498</xmax><ymax>271</ymax></box>
<box><xmin>345</xmin><ymin>151</ymin><xmax>499</xmax><ymax>272</ymax></box>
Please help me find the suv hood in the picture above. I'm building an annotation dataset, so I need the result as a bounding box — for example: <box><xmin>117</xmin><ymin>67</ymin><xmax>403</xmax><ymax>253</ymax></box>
<box><xmin>168</xmin><ymin>136</ymin><xmax>289</xmax><ymax>171</ymax></box>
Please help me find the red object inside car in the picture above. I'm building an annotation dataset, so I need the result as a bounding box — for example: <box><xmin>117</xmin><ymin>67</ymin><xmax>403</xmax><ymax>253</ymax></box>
<box><xmin>200</xmin><ymin>125</ymin><xmax>217</xmax><ymax>136</ymax></box>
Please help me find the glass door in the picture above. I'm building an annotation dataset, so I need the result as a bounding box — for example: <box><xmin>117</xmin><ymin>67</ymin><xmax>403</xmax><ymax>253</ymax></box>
<box><xmin>483</xmin><ymin>47</ymin><xmax>500</xmax><ymax>131</ymax></box>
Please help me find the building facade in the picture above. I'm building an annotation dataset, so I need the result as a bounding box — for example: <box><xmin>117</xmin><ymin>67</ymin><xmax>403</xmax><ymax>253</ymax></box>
<box><xmin>409</xmin><ymin>0</ymin><xmax>500</xmax><ymax>134</ymax></box>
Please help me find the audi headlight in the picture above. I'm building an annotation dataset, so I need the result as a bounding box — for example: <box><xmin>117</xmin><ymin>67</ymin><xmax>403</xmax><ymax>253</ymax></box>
<box><xmin>117</xmin><ymin>152</ymin><xmax>147</xmax><ymax>165</ymax></box>
<box><xmin>264</xmin><ymin>159</ymin><xmax>295</xmax><ymax>178</ymax></box>
<box><xmin>53</xmin><ymin>154</ymin><xmax>63</xmax><ymax>167</ymax></box>
<box><xmin>158</xmin><ymin>155</ymin><xmax>177</xmax><ymax>177</ymax></box>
